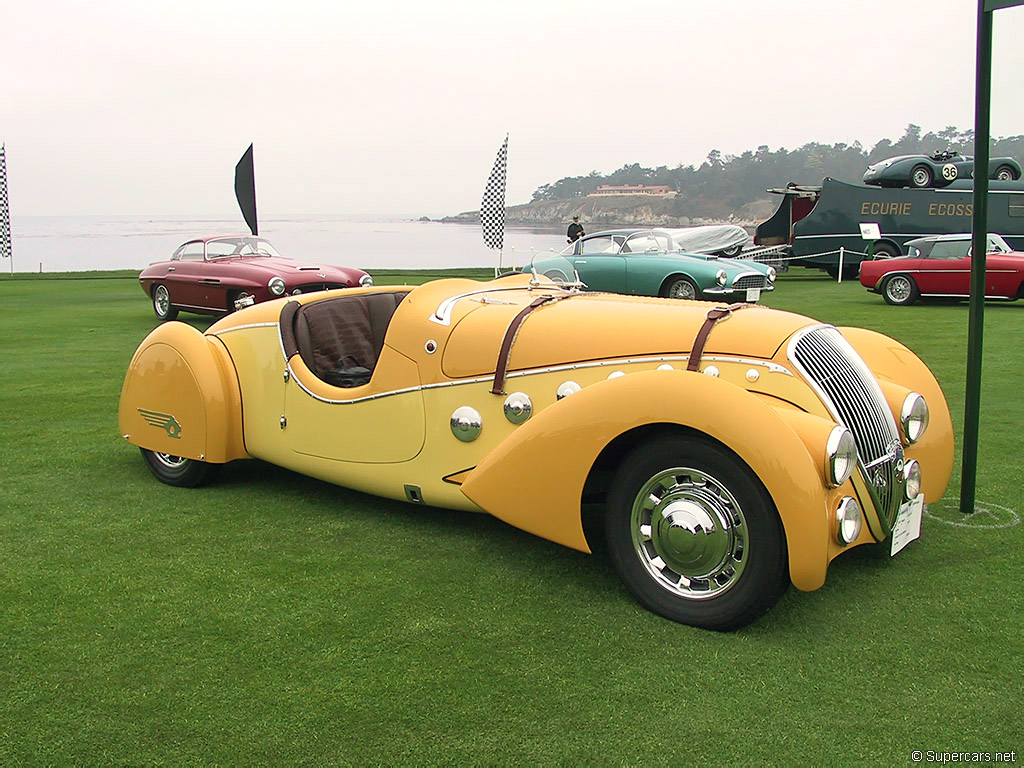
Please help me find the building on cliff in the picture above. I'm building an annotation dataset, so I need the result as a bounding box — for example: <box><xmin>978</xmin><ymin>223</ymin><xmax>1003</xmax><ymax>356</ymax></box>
<box><xmin>588</xmin><ymin>184</ymin><xmax>676</xmax><ymax>197</ymax></box>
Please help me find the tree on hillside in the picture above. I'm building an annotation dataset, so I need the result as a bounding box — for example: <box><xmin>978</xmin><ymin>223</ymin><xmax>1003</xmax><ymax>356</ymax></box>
<box><xmin>530</xmin><ymin>125</ymin><xmax>1024</xmax><ymax>218</ymax></box>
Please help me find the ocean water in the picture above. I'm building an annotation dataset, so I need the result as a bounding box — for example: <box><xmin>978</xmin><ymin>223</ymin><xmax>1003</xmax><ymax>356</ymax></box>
<box><xmin>4</xmin><ymin>214</ymin><xmax>566</xmax><ymax>274</ymax></box>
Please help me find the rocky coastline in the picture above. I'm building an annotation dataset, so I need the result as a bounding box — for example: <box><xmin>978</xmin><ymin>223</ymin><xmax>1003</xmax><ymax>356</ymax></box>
<box><xmin>440</xmin><ymin>196</ymin><xmax>774</xmax><ymax>230</ymax></box>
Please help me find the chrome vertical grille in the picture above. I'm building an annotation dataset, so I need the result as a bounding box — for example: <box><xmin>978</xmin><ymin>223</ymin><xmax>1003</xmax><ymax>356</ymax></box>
<box><xmin>788</xmin><ymin>326</ymin><xmax>905</xmax><ymax>531</ymax></box>
<box><xmin>733</xmin><ymin>274</ymin><xmax>767</xmax><ymax>291</ymax></box>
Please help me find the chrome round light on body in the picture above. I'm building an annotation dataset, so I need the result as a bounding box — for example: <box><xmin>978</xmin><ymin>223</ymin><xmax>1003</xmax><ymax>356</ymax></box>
<box><xmin>268</xmin><ymin>276</ymin><xmax>286</xmax><ymax>296</ymax></box>
<box><xmin>503</xmin><ymin>392</ymin><xmax>532</xmax><ymax>424</ymax></box>
<box><xmin>716</xmin><ymin>269</ymin><xmax>728</xmax><ymax>286</ymax></box>
<box><xmin>900</xmin><ymin>393</ymin><xmax>929</xmax><ymax>444</ymax></box>
<box><xmin>904</xmin><ymin>459</ymin><xmax>922</xmax><ymax>500</ymax></box>
<box><xmin>702</xmin><ymin>365</ymin><xmax>720</xmax><ymax>377</ymax></box>
<box><xmin>767</xmin><ymin>266</ymin><xmax>777</xmax><ymax>283</ymax></box>
<box><xmin>835</xmin><ymin>497</ymin><xmax>863</xmax><ymax>545</ymax></box>
<box><xmin>608</xmin><ymin>370</ymin><xmax>625</xmax><ymax>380</ymax></box>
<box><xmin>556</xmin><ymin>381</ymin><xmax>581</xmax><ymax>400</ymax></box>
<box><xmin>657</xmin><ymin>364</ymin><xmax>674</xmax><ymax>371</ymax></box>
<box><xmin>826</xmin><ymin>426</ymin><xmax>858</xmax><ymax>487</ymax></box>
<box><xmin>450</xmin><ymin>406</ymin><xmax>482</xmax><ymax>442</ymax></box>
<box><xmin>359</xmin><ymin>274</ymin><xmax>374</xmax><ymax>287</ymax></box>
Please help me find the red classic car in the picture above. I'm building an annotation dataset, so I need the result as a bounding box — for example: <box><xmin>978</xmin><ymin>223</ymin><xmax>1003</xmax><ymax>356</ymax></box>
<box><xmin>859</xmin><ymin>233</ymin><xmax>1024</xmax><ymax>305</ymax></box>
<box><xmin>139</xmin><ymin>235</ymin><xmax>373</xmax><ymax>321</ymax></box>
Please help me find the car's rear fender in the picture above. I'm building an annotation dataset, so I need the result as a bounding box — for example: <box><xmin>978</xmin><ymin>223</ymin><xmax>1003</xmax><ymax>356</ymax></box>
<box><xmin>459</xmin><ymin>369</ymin><xmax>839</xmax><ymax>592</ymax></box>
<box><xmin>118</xmin><ymin>322</ymin><xmax>248</xmax><ymax>464</ymax></box>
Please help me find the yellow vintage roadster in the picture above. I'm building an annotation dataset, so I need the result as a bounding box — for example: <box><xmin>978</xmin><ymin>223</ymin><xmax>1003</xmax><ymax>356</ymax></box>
<box><xmin>118</xmin><ymin>274</ymin><xmax>953</xmax><ymax>630</ymax></box>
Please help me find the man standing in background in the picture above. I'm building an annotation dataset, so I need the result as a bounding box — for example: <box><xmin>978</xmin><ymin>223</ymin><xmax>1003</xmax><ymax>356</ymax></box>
<box><xmin>567</xmin><ymin>215</ymin><xmax>584</xmax><ymax>244</ymax></box>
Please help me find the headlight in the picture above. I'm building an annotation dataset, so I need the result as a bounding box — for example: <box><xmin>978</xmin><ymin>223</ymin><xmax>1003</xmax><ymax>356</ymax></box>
<box><xmin>268</xmin><ymin>276</ymin><xmax>286</xmax><ymax>296</ymax></box>
<box><xmin>767</xmin><ymin>266</ymin><xmax>777</xmax><ymax>283</ymax></box>
<box><xmin>359</xmin><ymin>274</ymin><xmax>374</xmax><ymax>287</ymax></box>
<box><xmin>826</xmin><ymin>426</ymin><xmax>857</xmax><ymax>487</ymax></box>
<box><xmin>716</xmin><ymin>269</ymin><xmax>727</xmax><ymax>286</ymax></box>
<box><xmin>835</xmin><ymin>497</ymin><xmax>863</xmax><ymax>545</ymax></box>
<box><xmin>900</xmin><ymin>393</ymin><xmax>929</xmax><ymax>444</ymax></box>
<box><xmin>904</xmin><ymin>460</ymin><xmax>922</xmax><ymax>500</ymax></box>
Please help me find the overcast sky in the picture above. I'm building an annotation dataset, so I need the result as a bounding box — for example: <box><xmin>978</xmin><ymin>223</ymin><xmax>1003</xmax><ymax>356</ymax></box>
<box><xmin>2</xmin><ymin>0</ymin><xmax>1023</xmax><ymax>218</ymax></box>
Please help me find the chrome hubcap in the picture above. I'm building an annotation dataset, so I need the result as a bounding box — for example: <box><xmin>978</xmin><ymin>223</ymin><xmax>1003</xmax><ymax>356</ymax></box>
<box><xmin>154</xmin><ymin>452</ymin><xmax>187</xmax><ymax>469</ymax></box>
<box><xmin>912</xmin><ymin>169</ymin><xmax>929</xmax><ymax>186</ymax></box>
<box><xmin>887</xmin><ymin>277</ymin><xmax>911</xmax><ymax>301</ymax></box>
<box><xmin>155</xmin><ymin>286</ymin><xmax>170</xmax><ymax>315</ymax></box>
<box><xmin>630</xmin><ymin>467</ymin><xmax>747</xmax><ymax>599</ymax></box>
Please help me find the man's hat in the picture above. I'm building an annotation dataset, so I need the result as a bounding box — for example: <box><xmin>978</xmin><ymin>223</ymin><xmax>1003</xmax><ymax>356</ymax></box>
<box><xmin>572</xmin><ymin>215</ymin><xmax>579</xmax><ymax>220</ymax></box>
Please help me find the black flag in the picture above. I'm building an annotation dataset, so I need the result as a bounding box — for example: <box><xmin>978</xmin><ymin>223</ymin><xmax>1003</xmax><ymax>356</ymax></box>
<box><xmin>235</xmin><ymin>143</ymin><xmax>258</xmax><ymax>236</ymax></box>
<box><xmin>481</xmin><ymin>135</ymin><xmax>507</xmax><ymax>251</ymax></box>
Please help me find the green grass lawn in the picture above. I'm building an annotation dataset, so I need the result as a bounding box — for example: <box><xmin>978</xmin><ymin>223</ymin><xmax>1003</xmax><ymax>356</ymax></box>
<box><xmin>1</xmin><ymin>270</ymin><xmax>1020</xmax><ymax>765</ymax></box>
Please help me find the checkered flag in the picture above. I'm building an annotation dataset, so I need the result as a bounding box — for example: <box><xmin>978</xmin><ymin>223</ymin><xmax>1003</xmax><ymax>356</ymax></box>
<box><xmin>481</xmin><ymin>135</ymin><xmax>507</xmax><ymax>251</ymax></box>
<box><xmin>0</xmin><ymin>144</ymin><xmax>10</xmax><ymax>261</ymax></box>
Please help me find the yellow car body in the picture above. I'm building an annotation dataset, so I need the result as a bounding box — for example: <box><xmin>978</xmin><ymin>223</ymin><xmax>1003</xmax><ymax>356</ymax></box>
<box><xmin>118</xmin><ymin>274</ymin><xmax>954</xmax><ymax>630</ymax></box>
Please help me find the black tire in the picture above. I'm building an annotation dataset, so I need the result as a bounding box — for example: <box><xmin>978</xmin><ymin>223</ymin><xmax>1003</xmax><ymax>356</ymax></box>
<box><xmin>910</xmin><ymin>164</ymin><xmax>933</xmax><ymax>188</ymax></box>
<box><xmin>664</xmin><ymin>276</ymin><xmax>700</xmax><ymax>300</ymax></box>
<box><xmin>718</xmin><ymin>244</ymin><xmax>744</xmax><ymax>258</ymax></box>
<box><xmin>153</xmin><ymin>284</ymin><xmax>179</xmax><ymax>321</ymax></box>
<box><xmin>871</xmin><ymin>242</ymin><xmax>899</xmax><ymax>260</ymax></box>
<box><xmin>824</xmin><ymin>264</ymin><xmax>859</xmax><ymax>280</ymax></box>
<box><xmin>604</xmin><ymin>435</ymin><xmax>788</xmax><ymax>631</ymax></box>
<box><xmin>994</xmin><ymin>164</ymin><xmax>1017</xmax><ymax>181</ymax></box>
<box><xmin>882</xmin><ymin>274</ymin><xmax>919</xmax><ymax>306</ymax></box>
<box><xmin>141</xmin><ymin>448</ymin><xmax>220</xmax><ymax>488</ymax></box>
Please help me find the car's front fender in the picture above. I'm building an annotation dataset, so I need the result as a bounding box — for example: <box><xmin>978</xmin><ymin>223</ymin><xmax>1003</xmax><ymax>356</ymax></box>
<box><xmin>460</xmin><ymin>369</ymin><xmax>836</xmax><ymax>591</ymax></box>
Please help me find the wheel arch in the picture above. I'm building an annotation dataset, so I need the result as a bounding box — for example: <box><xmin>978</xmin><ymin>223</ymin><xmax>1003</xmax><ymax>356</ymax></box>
<box><xmin>871</xmin><ymin>239</ymin><xmax>901</xmax><ymax>259</ymax></box>
<box><xmin>658</xmin><ymin>272</ymin><xmax>698</xmax><ymax>297</ymax></box>
<box><xmin>459</xmin><ymin>370</ymin><xmax>835</xmax><ymax>591</ymax></box>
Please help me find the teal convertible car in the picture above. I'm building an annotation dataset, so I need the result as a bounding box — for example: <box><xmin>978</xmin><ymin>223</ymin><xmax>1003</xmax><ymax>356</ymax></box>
<box><xmin>528</xmin><ymin>229</ymin><xmax>776</xmax><ymax>302</ymax></box>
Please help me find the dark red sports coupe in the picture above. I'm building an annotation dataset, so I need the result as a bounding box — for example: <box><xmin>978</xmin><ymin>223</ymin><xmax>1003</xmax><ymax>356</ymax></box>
<box><xmin>139</xmin><ymin>235</ymin><xmax>373</xmax><ymax>321</ymax></box>
<box><xmin>859</xmin><ymin>233</ymin><xmax>1024</xmax><ymax>305</ymax></box>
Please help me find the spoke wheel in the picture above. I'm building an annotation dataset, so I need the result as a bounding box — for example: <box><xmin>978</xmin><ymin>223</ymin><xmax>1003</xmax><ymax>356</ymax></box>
<box><xmin>153</xmin><ymin>284</ymin><xmax>179</xmax><ymax>321</ymax></box>
<box><xmin>882</xmin><ymin>274</ymin><xmax>918</xmax><ymax>306</ymax></box>
<box><xmin>141</xmin><ymin>448</ymin><xmax>219</xmax><ymax>487</ymax></box>
<box><xmin>665</xmin><ymin>277</ymin><xmax>699</xmax><ymax>300</ymax></box>
<box><xmin>605</xmin><ymin>435</ymin><xmax>787</xmax><ymax>631</ymax></box>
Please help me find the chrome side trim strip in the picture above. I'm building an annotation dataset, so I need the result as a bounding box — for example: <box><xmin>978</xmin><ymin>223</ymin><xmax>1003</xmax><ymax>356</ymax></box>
<box><xmin>285</xmin><ymin>354</ymin><xmax>794</xmax><ymax>405</ymax></box>
<box><xmin>210</xmin><ymin>322</ymin><xmax>279</xmax><ymax>336</ymax></box>
<box><xmin>430</xmin><ymin>285</ymin><xmax>569</xmax><ymax>326</ymax></box>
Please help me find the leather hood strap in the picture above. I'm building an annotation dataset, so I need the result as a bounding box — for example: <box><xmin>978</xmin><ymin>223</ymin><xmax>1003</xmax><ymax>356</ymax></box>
<box><xmin>491</xmin><ymin>295</ymin><xmax>565</xmax><ymax>395</ymax></box>
<box><xmin>687</xmin><ymin>302</ymin><xmax>750</xmax><ymax>372</ymax></box>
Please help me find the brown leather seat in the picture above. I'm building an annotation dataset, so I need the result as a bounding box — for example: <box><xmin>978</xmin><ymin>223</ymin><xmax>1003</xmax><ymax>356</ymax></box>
<box><xmin>285</xmin><ymin>291</ymin><xmax>410</xmax><ymax>382</ymax></box>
